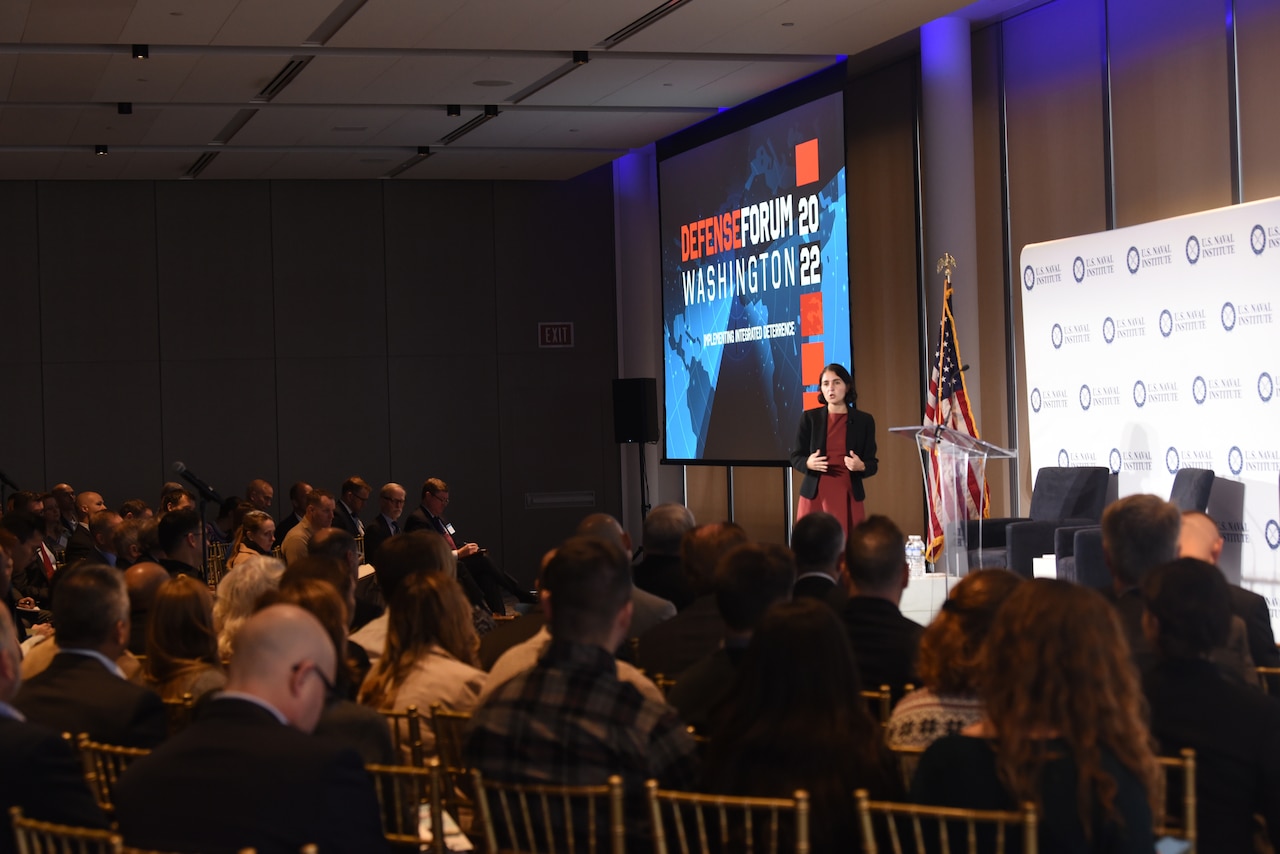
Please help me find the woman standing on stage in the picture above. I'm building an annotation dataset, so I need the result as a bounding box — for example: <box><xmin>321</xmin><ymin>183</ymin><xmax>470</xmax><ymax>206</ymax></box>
<box><xmin>790</xmin><ymin>363</ymin><xmax>877</xmax><ymax>534</ymax></box>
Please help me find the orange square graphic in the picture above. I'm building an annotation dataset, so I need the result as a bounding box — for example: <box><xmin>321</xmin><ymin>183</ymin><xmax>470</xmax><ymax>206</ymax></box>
<box><xmin>799</xmin><ymin>292</ymin><xmax>824</xmax><ymax>337</ymax></box>
<box><xmin>801</xmin><ymin>342</ymin><xmax>826</xmax><ymax>387</ymax></box>
<box><xmin>795</xmin><ymin>138</ymin><xmax>819</xmax><ymax>187</ymax></box>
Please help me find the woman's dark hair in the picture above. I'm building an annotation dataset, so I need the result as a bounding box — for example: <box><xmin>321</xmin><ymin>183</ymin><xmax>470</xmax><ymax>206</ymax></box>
<box><xmin>816</xmin><ymin>362</ymin><xmax>857</xmax><ymax>407</ymax></box>
<box><xmin>1141</xmin><ymin>558</ymin><xmax>1231</xmax><ymax>659</ymax></box>
<box><xmin>146</xmin><ymin>575</ymin><xmax>221</xmax><ymax>684</ymax></box>
<box><xmin>704</xmin><ymin>599</ymin><xmax>891</xmax><ymax>850</ymax></box>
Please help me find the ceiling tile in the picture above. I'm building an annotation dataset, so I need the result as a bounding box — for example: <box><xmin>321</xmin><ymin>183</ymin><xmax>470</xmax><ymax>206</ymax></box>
<box><xmin>20</xmin><ymin>0</ymin><xmax>135</xmax><ymax>43</ymax></box>
<box><xmin>117</xmin><ymin>0</ymin><xmax>239</xmax><ymax>45</ymax></box>
<box><xmin>68</xmin><ymin>104</ymin><xmax>162</xmax><ymax>144</ymax></box>
<box><xmin>211</xmin><ymin>0</ymin><xmax>345</xmax><ymax>45</ymax></box>
<box><xmin>407</xmin><ymin>146</ymin><xmax>621</xmax><ymax>180</ymax></box>
<box><xmin>8</xmin><ymin>55</ymin><xmax>112</xmax><ymax>101</ymax></box>
<box><xmin>141</xmin><ymin>106</ymin><xmax>241</xmax><ymax>144</ymax></box>
<box><xmin>92</xmin><ymin>53</ymin><xmax>200</xmax><ymax>102</ymax></box>
<box><xmin>0</xmin><ymin>106</ymin><xmax>80</xmax><ymax>144</ymax></box>
<box><xmin>171</xmin><ymin>54</ymin><xmax>291</xmax><ymax>101</ymax></box>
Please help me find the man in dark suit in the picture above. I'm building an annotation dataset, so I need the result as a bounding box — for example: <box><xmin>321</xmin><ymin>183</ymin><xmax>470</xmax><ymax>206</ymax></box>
<box><xmin>332</xmin><ymin>476</ymin><xmax>371</xmax><ymax>540</ymax></box>
<box><xmin>274</xmin><ymin>481</ymin><xmax>311</xmax><ymax>547</ymax></box>
<box><xmin>62</xmin><ymin>490</ymin><xmax>106</xmax><ymax>566</ymax></box>
<box><xmin>363</xmin><ymin>481</ymin><xmax>406</xmax><ymax>564</ymax></box>
<box><xmin>114</xmin><ymin>603</ymin><xmax>389</xmax><ymax>854</ymax></box>
<box><xmin>632</xmin><ymin>503</ymin><xmax>697</xmax><ymax>610</ymax></box>
<box><xmin>0</xmin><ymin>606</ymin><xmax>108</xmax><ymax>854</ymax></box>
<box><xmin>790</xmin><ymin>510</ymin><xmax>848</xmax><ymax>609</ymax></box>
<box><xmin>14</xmin><ymin>563</ymin><xmax>166</xmax><ymax>748</ymax></box>
<box><xmin>840</xmin><ymin>515</ymin><xmax>922</xmax><ymax>696</ymax></box>
<box><xmin>155</xmin><ymin>508</ymin><xmax>205</xmax><ymax>583</ymax></box>
<box><xmin>405</xmin><ymin>477</ymin><xmax>532</xmax><ymax>612</ymax></box>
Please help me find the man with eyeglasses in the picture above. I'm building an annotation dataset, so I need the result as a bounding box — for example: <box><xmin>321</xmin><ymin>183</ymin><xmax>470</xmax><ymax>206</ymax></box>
<box><xmin>362</xmin><ymin>482</ymin><xmax>406</xmax><ymax>564</ymax></box>
<box><xmin>405</xmin><ymin>477</ymin><xmax>535</xmax><ymax>613</ymax></box>
<box><xmin>114</xmin><ymin>604</ymin><xmax>388</xmax><ymax>854</ymax></box>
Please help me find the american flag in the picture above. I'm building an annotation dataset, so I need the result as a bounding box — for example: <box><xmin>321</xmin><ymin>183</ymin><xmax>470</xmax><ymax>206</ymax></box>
<box><xmin>923</xmin><ymin>283</ymin><xmax>988</xmax><ymax>561</ymax></box>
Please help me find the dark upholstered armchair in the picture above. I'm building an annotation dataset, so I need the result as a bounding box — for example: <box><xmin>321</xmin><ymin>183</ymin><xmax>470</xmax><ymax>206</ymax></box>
<box><xmin>966</xmin><ymin>466</ymin><xmax>1112</xmax><ymax>578</ymax></box>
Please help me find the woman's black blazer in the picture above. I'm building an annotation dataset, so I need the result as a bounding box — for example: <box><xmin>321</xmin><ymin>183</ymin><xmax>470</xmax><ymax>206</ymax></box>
<box><xmin>790</xmin><ymin>406</ymin><xmax>878</xmax><ymax>501</ymax></box>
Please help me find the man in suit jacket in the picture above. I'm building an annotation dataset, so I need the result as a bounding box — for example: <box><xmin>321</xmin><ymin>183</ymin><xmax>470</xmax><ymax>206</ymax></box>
<box><xmin>14</xmin><ymin>563</ymin><xmax>166</xmax><ymax>748</ymax></box>
<box><xmin>274</xmin><ymin>481</ymin><xmax>311</xmax><ymax>547</ymax></box>
<box><xmin>332</xmin><ymin>476</ymin><xmax>371</xmax><ymax>540</ymax></box>
<box><xmin>114</xmin><ymin>604</ymin><xmax>389</xmax><ymax>854</ymax></box>
<box><xmin>576</xmin><ymin>514</ymin><xmax>676</xmax><ymax>639</ymax></box>
<box><xmin>840</xmin><ymin>515</ymin><xmax>922</xmax><ymax>697</ymax></box>
<box><xmin>363</xmin><ymin>482</ymin><xmax>406</xmax><ymax>564</ymax></box>
<box><xmin>632</xmin><ymin>503</ymin><xmax>697</xmax><ymax>611</ymax></box>
<box><xmin>790</xmin><ymin>510</ymin><xmax>848</xmax><ymax>609</ymax></box>
<box><xmin>0</xmin><ymin>607</ymin><xmax>107</xmax><ymax>854</ymax></box>
<box><xmin>62</xmin><ymin>491</ymin><xmax>106</xmax><ymax>566</ymax></box>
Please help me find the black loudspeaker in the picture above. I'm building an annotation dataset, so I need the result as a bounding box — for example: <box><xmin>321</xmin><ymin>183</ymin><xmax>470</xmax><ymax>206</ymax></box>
<box><xmin>612</xmin><ymin>378</ymin><xmax>659</xmax><ymax>444</ymax></box>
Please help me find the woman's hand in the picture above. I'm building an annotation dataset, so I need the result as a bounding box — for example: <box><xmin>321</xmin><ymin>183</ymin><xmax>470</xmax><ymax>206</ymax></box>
<box><xmin>844</xmin><ymin>451</ymin><xmax>865</xmax><ymax>472</ymax></box>
<box><xmin>806</xmin><ymin>450</ymin><xmax>829</xmax><ymax>472</ymax></box>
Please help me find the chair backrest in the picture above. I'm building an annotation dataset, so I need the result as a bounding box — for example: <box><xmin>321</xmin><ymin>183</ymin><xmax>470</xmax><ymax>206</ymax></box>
<box><xmin>1168</xmin><ymin>468</ymin><xmax>1215</xmax><ymax>512</ymax></box>
<box><xmin>377</xmin><ymin>705</ymin><xmax>424</xmax><ymax>767</ymax></box>
<box><xmin>1258</xmin><ymin>666</ymin><xmax>1280</xmax><ymax>695</ymax></box>
<box><xmin>470</xmin><ymin>769</ymin><xmax>626</xmax><ymax>854</ymax></box>
<box><xmin>653</xmin><ymin>674</ymin><xmax>677</xmax><ymax>697</ymax></box>
<box><xmin>1028</xmin><ymin>467</ymin><xmax>1111</xmax><ymax>522</ymax></box>
<box><xmin>887</xmin><ymin>745</ymin><xmax>927</xmax><ymax>791</ymax></box>
<box><xmin>859</xmin><ymin>684</ymin><xmax>894</xmax><ymax>726</ymax></box>
<box><xmin>854</xmin><ymin>788</ymin><xmax>1038</xmax><ymax>854</ymax></box>
<box><xmin>206</xmin><ymin>540</ymin><xmax>229</xmax><ymax>587</ymax></box>
<box><xmin>429</xmin><ymin>704</ymin><xmax>472</xmax><ymax>793</ymax></box>
<box><xmin>76</xmin><ymin>733</ymin><xmax>151</xmax><ymax>815</ymax></box>
<box><xmin>161</xmin><ymin>692</ymin><xmax>196</xmax><ymax>736</ymax></box>
<box><xmin>646</xmin><ymin>780</ymin><xmax>810</xmax><ymax>854</ymax></box>
<box><xmin>1155</xmin><ymin>748</ymin><xmax>1196</xmax><ymax>850</ymax></box>
<box><xmin>364</xmin><ymin>758</ymin><xmax>446</xmax><ymax>854</ymax></box>
<box><xmin>1071</xmin><ymin>527</ymin><xmax>1110</xmax><ymax>591</ymax></box>
<box><xmin>10</xmin><ymin>805</ymin><xmax>124</xmax><ymax>854</ymax></box>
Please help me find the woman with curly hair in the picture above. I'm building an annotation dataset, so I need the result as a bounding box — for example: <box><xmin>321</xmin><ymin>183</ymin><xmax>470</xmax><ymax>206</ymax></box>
<box><xmin>143</xmin><ymin>575</ymin><xmax>226</xmax><ymax>701</ymax></box>
<box><xmin>886</xmin><ymin>569</ymin><xmax>1022</xmax><ymax>749</ymax></box>
<box><xmin>912</xmin><ymin>578</ymin><xmax>1159</xmax><ymax>852</ymax></box>
<box><xmin>358</xmin><ymin>571</ymin><xmax>486</xmax><ymax>758</ymax></box>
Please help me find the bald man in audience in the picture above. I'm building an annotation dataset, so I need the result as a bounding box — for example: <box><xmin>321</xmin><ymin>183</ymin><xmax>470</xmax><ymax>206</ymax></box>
<box><xmin>577</xmin><ymin>513</ymin><xmax>675</xmax><ymax>638</ymax></box>
<box><xmin>123</xmin><ymin>562</ymin><xmax>171</xmax><ymax>656</ymax></box>
<box><xmin>13</xmin><ymin>564</ymin><xmax>165</xmax><ymax>747</ymax></box>
<box><xmin>245</xmin><ymin>479</ymin><xmax>274</xmax><ymax>513</ymax></box>
<box><xmin>1180</xmin><ymin>509</ymin><xmax>1280</xmax><ymax>680</ymax></box>
<box><xmin>62</xmin><ymin>491</ymin><xmax>106</xmax><ymax>566</ymax></box>
<box><xmin>114</xmin><ymin>604</ymin><xmax>388</xmax><ymax>854</ymax></box>
<box><xmin>0</xmin><ymin>606</ymin><xmax>107</xmax><ymax>854</ymax></box>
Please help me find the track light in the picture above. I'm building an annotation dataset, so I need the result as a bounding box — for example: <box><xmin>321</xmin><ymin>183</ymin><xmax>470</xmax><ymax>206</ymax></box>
<box><xmin>446</xmin><ymin>105</ymin><xmax>460</xmax><ymax>117</ymax></box>
<box><xmin>94</xmin><ymin>145</ymin><xmax>108</xmax><ymax>155</ymax></box>
<box><xmin>117</xmin><ymin>102</ymin><xmax>132</xmax><ymax>115</ymax></box>
<box><xmin>484</xmin><ymin>105</ymin><xmax>499</xmax><ymax>118</ymax></box>
<box><xmin>132</xmin><ymin>44</ymin><xmax>149</xmax><ymax>59</ymax></box>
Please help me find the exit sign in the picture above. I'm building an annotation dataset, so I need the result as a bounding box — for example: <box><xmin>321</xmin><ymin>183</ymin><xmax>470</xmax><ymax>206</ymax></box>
<box><xmin>538</xmin><ymin>322</ymin><xmax>574</xmax><ymax>348</ymax></box>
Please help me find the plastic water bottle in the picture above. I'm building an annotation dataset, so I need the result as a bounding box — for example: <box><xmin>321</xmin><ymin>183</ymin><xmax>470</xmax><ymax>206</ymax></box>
<box><xmin>906</xmin><ymin>535</ymin><xmax>926</xmax><ymax>578</ymax></box>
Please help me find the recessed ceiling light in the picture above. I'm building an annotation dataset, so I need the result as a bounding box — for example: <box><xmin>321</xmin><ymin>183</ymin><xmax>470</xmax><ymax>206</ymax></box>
<box><xmin>568</xmin><ymin>128</ymin><xmax>579</xmax><ymax>133</ymax></box>
<box><xmin>331</xmin><ymin>126</ymin><xmax>368</xmax><ymax>132</ymax></box>
<box><xmin>781</xmin><ymin>21</ymin><xmax>795</xmax><ymax>27</ymax></box>
<box><xmin>472</xmin><ymin>79</ymin><xmax>512</xmax><ymax>87</ymax></box>
<box><xmin>169</xmin><ymin>11</ymin><xmax>183</xmax><ymax>16</ymax></box>
<box><xmin>136</xmin><ymin>78</ymin><xmax>148</xmax><ymax>83</ymax></box>
<box><xmin>663</xmin><ymin>83</ymin><xmax>673</xmax><ymax>87</ymax></box>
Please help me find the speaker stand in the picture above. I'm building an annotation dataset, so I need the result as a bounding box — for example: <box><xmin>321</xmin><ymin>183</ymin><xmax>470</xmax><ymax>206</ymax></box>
<box><xmin>636</xmin><ymin>442</ymin><xmax>652</xmax><ymax>519</ymax></box>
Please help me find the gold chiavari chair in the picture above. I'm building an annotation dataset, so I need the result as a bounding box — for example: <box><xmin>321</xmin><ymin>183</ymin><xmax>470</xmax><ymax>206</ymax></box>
<box><xmin>1155</xmin><ymin>748</ymin><xmax>1197</xmax><ymax>852</ymax></box>
<box><xmin>429</xmin><ymin>704</ymin><xmax>474</xmax><ymax>820</ymax></box>
<box><xmin>653</xmin><ymin>674</ymin><xmax>677</xmax><ymax>697</ymax></box>
<box><xmin>205</xmin><ymin>541</ymin><xmax>229</xmax><ymax>587</ymax></box>
<box><xmin>645</xmin><ymin>780</ymin><xmax>810</xmax><ymax>854</ymax></box>
<box><xmin>1257</xmin><ymin>665</ymin><xmax>1280</xmax><ymax>695</ymax></box>
<box><xmin>365</xmin><ymin>758</ymin><xmax>446</xmax><ymax>854</ymax></box>
<box><xmin>160</xmin><ymin>692</ymin><xmax>196</xmax><ymax>737</ymax></box>
<box><xmin>860</xmin><ymin>684</ymin><xmax>894</xmax><ymax>726</ymax></box>
<box><xmin>76</xmin><ymin>734</ymin><xmax>151</xmax><ymax>815</ymax></box>
<box><xmin>854</xmin><ymin>789</ymin><xmax>1038</xmax><ymax>854</ymax></box>
<box><xmin>377</xmin><ymin>705</ymin><xmax>424</xmax><ymax>767</ymax></box>
<box><xmin>10</xmin><ymin>805</ymin><xmax>123</xmax><ymax>854</ymax></box>
<box><xmin>470</xmin><ymin>770</ymin><xmax>625</xmax><ymax>854</ymax></box>
<box><xmin>887</xmin><ymin>745</ymin><xmax>928</xmax><ymax>792</ymax></box>
<box><xmin>355</xmin><ymin>535</ymin><xmax>366</xmax><ymax>564</ymax></box>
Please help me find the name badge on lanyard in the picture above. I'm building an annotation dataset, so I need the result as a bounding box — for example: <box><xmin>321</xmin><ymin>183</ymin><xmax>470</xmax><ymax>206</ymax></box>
<box><xmin>445</xmin><ymin>523</ymin><xmax>456</xmax><ymax>536</ymax></box>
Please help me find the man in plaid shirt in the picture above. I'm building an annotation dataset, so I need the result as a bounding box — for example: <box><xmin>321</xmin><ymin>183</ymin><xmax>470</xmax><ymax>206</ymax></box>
<box><xmin>465</xmin><ymin>535</ymin><xmax>699</xmax><ymax>794</ymax></box>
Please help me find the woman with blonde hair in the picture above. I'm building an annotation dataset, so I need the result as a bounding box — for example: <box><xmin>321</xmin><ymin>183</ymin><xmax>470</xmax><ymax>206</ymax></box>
<box><xmin>887</xmin><ymin>569</ymin><xmax>1021</xmax><ymax>749</ymax></box>
<box><xmin>912</xmin><ymin>578</ymin><xmax>1159</xmax><ymax>852</ymax></box>
<box><xmin>224</xmin><ymin>510</ymin><xmax>275</xmax><ymax>573</ymax></box>
<box><xmin>213</xmin><ymin>554</ymin><xmax>284</xmax><ymax>659</ymax></box>
<box><xmin>358</xmin><ymin>571</ymin><xmax>486</xmax><ymax>757</ymax></box>
<box><xmin>143</xmin><ymin>575</ymin><xmax>225</xmax><ymax>701</ymax></box>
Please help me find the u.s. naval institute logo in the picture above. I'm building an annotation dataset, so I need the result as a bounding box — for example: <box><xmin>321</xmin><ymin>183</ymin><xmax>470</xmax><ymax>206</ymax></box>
<box><xmin>1192</xmin><ymin>376</ymin><xmax>1207</xmax><ymax>405</ymax></box>
<box><xmin>1185</xmin><ymin>235</ymin><xmax>1200</xmax><ymax>265</ymax></box>
<box><xmin>1165</xmin><ymin>447</ymin><xmax>1180</xmax><ymax>475</ymax></box>
<box><xmin>1102</xmin><ymin>317</ymin><xmax>1116</xmax><ymax>344</ymax></box>
<box><xmin>1260</xmin><ymin>372</ymin><xmax>1274</xmax><ymax>403</ymax></box>
<box><xmin>1030</xmin><ymin>388</ymin><xmax>1042</xmax><ymax>413</ymax></box>
<box><xmin>1222</xmin><ymin>302</ymin><xmax>1237</xmax><ymax>331</ymax></box>
<box><xmin>1253</xmin><ymin>225</ymin><xmax>1267</xmax><ymax>256</ymax></box>
<box><xmin>1079</xmin><ymin>384</ymin><xmax>1092</xmax><ymax>411</ymax></box>
<box><xmin>1109</xmin><ymin>448</ymin><xmax>1122</xmax><ymax>474</ymax></box>
<box><xmin>1126</xmin><ymin>247</ymin><xmax>1140</xmax><ymax>274</ymax></box>
<box><xmin>1058</xmin><ymin>449</ymin><xmax>1070</xmax><ymax>468</ymax></box>
<box><xmin>1133</xmin><ymin>380</ymin><xmax>1147</xmax><ymax>408</ymax></box>
<box><xmin>1229</xmin><ymin>446</ymin><xmax>1244</xmax><ymax>476</ymax></box>
<box><xmin>1267</xmin><ymin>520</ymin><xmax>1280</xmax><ymax>550</ymax></box>
<box><xmin>1051</xmin><ymin>324</ymin><xmax>1063</xmax><ymax>349</ymax></box>
<box><xmin>1072</xmin><ymin>257</ymin><xmax>1085</xmax><ymax>283</ymax></box>
<box><xmin>1023</xmin><ymin>265</ymin><xmax>1035</xmax><ymax>291</ymax></box>
<box><xmin>1159</xmin><ymin>310</ymin><xmax>1173</xmax><ymax>338</ymax></box>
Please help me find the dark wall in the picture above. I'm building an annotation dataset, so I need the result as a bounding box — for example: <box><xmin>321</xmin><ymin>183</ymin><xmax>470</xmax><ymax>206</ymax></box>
<box><xmin>0</xmin><ymin>170</ymin><xmax>620</xmax><ymax>583</ymax></box>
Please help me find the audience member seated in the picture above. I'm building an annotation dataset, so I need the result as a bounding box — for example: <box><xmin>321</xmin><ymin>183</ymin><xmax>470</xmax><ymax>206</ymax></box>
<box><xmin>636</xmin><ymin>522</ymin><xmax>749</xmax><ymax>678</ymax></box>
<box><xmin>704</xmin><ymin>598</ymin><xmax>899</xmax><ymax>853</ymax></box>
<box><xmin>363</xmin><ymin>481</ymin><xmax>406</xmax><ymax>563</ymax></box>
<box><xmin>466</xmin><ymin>536</ymin><xmax>698</xmax><ymax>803</ymax></box>
<box><xmin>114</xmin><ymin>604</ymin><xmax>389</xmax><ymax>854</ymax></box>
<box><xmin>123</xmin><ymin>562</ymin><xmax>171</xmax><ymax>656</ymax></box>
<box><xmin>156</xmin><ymin>508</ymin><xmax>205</xmax><ymax>583</ymax></box>
<box><xmin>886</xmin><ymin>569</ymin><xmax>1022</xmax><ymax>749</ymax></box>
<box><xmin>1140</xmin><ymin>558</ymin><xmax>1280</xmax><ymax>851</ymax></box>
<box><xmin>912</xmin><ymin>579</ymin><xmax>1158</xmax><ymax>853</ymax></box>
<box><xmin>117</xmin><ymin>498</ymin><xmax>153</xmax><ymax>521</ymax></box>
<box><xmin>358</xmin><ymin>572</ymin><xmax>486</xmax><ymax>757</ymax></box>
<box><xmin>632</xmin><ymin>503</ymin><xmax>697</xmax><ymax>610</ymax></box>
<box><xmin>667</xmin><ymin>542</ymin><xmax>795</xmax><ymax>733</ymax></box>
<box><xmin>226</xmin><ymin>509</ymin><xmax>276</xmax><ymax>573</ymax></box>
<box><xmin>280</xmin><ymin>554</ymin><xmax>371</xmax><ymax>690</ymax></box>
<box><xmin>158</xmin><ymin>486</ymin><xmax>195</xmax><ymax>516</ymax></box>
<box><xmin>0</xmin><ymin>532</ymin><xmax>30</xmax><ymax>647</ymax></box>
<box><xmin>274</xmin><ymin>481</ymin><xmax>311</xmax><ymax>547</ymax></box>
<box><xmin>261</xmin><ymin>576</ymin><xmax>394</xmax><ymax>766</ymax></box>
<box><xmin>204</xmin><ymin>496</ymin><xmax>239</xmax><ymax>547</ymax></box>
<box><xmin>62</xmin><ymin>491</ymin><xmax>106</xmax><ymax>566</ymax></box>
<box><xmin>577</xmin><ymin>513</ymin><xmax>676</xmax><ymax>638</ymax></box>
<box><xmin>113</xmin><ymin>517</ymin><xmax>146</xmax><ymax>569</ymax></box>
<box><xmin>46</xmin><ymin>483</ymin><xmax>79</xmax><ymax>551</ymax></box>
<box><xmin>351</xmin><ymin>531</ymin><xmax>492</xmax><ymax>660</ymax></box>
<box><xmin>840</xmin><ymin>515</ymin><xmax>922</xmax><ymax>696</ymax></box>
<box><xmin>0</xmin><ymin>606</ymin><xmax>107</xmax><ymax>854</ymax></box>
<box><xmin>280</xmin><ymin>488</ymin><xmax>336</xmax><ymax>566</ymax></box>
<box><xmin>142</xmin><ymin>575</ymin><xmax>226</xmax><ymax>702</ymax></box>
<box><xmin>214</xmin><ymin>554</ymin><xmax>284</xmax><ymax>660</ymax></box>
<box><xmin>333</xmin><ymin>476</ymin><xmax>372</xmax><ymax>539</ymax></box>
<box><xmin>789</xmin><ymin>510</ymin><xmax>848</xmax><ymax>609</ymax></box>
<box><xmin>482</xmin><ymin>543</ymin><xmax>665</xmax><ymax>704</ymax></box>
<box><xmin>244</xmin><ymin>478</ymin><xmax>274</xmax><ymax>513</ymax></box>
<box><xmin>1104</xmin><ymin>495</ymin><xmax>1256</xmax><ymax>686</ymax></box>
<box><xmin>308</xmin><ymin>527</ymin><xmax>380</xmax><ymax>632</ymax></box>
<box><xmin>2</xmin><ymin>510</ymin><xmax>53</xmax><ymax>611</ymax></box>
<box><xmin>1179</xmin><ymin>509</ymin><xmax>1280</xmax><ymax>675</ymax></box>
<box><xmin>14</xmin><ymin>563</ymin><xmax>166</xmax><ymax>747</ymax></box>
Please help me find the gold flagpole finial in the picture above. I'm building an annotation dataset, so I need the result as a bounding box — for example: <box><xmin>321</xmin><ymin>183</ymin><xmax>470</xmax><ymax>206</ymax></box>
<box><xmin>936</xmin><ymin>253</ymin><xmax>957</xmax><ymax>284</ymax></box>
